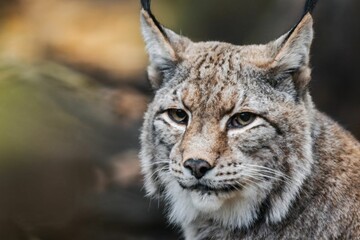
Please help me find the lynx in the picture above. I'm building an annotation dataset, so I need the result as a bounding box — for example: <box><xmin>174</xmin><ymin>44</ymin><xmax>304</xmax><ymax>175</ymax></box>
<box><xmin>139</xmin><ymin>0</ymin><xmax>360</xmax><ymax>239</ymax></box>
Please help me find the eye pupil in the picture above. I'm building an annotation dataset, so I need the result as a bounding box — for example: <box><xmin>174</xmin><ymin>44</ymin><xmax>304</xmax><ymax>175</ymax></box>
<box><xmin>176</xmin><ymin>110</ymin><xmax>186</xmax><ymax>118</ymax></box>
<box><xmin>239</xmin><ymin>113</ymin><xmax>251</xmax><ymax>122</ymax></box>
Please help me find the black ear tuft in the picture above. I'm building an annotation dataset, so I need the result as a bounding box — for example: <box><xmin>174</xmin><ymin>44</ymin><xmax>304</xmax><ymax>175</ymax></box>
<box><xmin>285</xmin><ymin>0</ymin><xmax>318</xmax><ymax>41</ymax></box>
<box><xmin>141</xmin><ymin>0</ymin><xmax>151</xmax><ymax>12</ymax></box>
<box><xmin>303</xmin><ymin>0</ymin><xmax>319</xmax><ymax>15</ymax></box>
<box><xmin>140</xmin><ymin>0</ymin><xmax>167</xmax><ymax>38</ymax></box>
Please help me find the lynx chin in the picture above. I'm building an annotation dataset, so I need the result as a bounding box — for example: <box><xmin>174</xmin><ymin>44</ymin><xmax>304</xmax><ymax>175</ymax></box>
<box><xmin>139</xmin><ymin>0</ymin><xmax>360</xmax><ymax>239</ymax></box>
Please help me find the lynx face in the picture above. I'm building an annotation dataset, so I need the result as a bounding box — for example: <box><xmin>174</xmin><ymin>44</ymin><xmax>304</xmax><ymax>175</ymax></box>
<box><xmin>140</xmin><ymin>1</ymin><xmax>315</xmax><ymax>229</ymax></box>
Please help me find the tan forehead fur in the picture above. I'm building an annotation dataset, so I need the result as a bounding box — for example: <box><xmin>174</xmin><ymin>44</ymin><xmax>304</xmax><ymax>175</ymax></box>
<box><xmin>181</xmin><ymin>41</ymin><xmax>275</xmax><ymax>73</ymax></box>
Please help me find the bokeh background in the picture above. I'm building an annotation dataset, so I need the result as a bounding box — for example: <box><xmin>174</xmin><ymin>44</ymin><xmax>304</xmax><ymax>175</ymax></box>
<box><xmin>0</xmin><ymin>0</ymin><xmax>359</xmax><ymax>239</ymax></box>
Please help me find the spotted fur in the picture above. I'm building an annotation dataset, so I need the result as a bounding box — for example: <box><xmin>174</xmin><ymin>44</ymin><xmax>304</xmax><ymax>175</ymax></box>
<box><xmin>139</xmin><ymin>1</ymin><xmax>360</xmax><ymax>239</ymax></box>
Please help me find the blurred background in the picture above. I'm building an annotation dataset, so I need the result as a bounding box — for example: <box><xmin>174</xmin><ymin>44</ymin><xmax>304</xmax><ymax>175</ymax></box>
<box><xmin>0</xmin><ymin>0</ymin><xmax>358</xmax><ymax>239</ymax></box>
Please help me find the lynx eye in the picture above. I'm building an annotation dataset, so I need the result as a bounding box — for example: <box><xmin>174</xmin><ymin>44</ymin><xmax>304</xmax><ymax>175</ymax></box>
<box><xmin>228</xmin><ymin>112</ymin><xmax>256</xmax><ymax>129</ymax></box>
<box><xmin>167</xmin><ymin>109</ymin><xmax>189</xmax><ymax>125</ymax></box>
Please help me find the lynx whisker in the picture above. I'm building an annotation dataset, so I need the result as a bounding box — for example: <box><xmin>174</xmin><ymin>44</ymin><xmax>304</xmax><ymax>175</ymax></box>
<box><xmin>143</xmin><ymin>160</ymin><xmax>170</xmax><ymax>168</ymax></box>
<box><xmin>148</xmin><ymin>166</ymin><xmax>170</xmax><ymax>181</ymax></box>
<box><xmin>241</xmin><ymin>164</ymin><xmax>292</xmax><ymax>179</ymax></box>
<box><xmin>239</xmin><ymin>177</ymin><xmax>269</xmax><ymax>192</ymax></box>
<box><xmin>242</xmin><ymin>168</ymin><xmax>289</xmax><ymax>182</ymax></box>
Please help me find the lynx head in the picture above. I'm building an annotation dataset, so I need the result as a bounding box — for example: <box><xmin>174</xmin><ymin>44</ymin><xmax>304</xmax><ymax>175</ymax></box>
<box><xmin>140</xmin><ymin>0</ymin><xmax>318</xmax><ymax>229</ymax></box>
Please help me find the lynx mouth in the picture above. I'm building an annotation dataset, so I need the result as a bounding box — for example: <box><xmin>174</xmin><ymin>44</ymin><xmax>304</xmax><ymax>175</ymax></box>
<box><xmin>178</xmin><ymin>182</ymin><xmax>242</xmax><ymax>194</ymax></box>
<box><xmin>181</xmin><ymin>182</ymin><xmax>243</xmax><ymax>212</ymax></box>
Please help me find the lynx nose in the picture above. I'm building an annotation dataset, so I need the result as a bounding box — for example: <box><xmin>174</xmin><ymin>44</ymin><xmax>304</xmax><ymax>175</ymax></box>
<box><xmin>183</xmin><ymin>159</ymin><xmax>212</xmax><ymax>179</ymax></box>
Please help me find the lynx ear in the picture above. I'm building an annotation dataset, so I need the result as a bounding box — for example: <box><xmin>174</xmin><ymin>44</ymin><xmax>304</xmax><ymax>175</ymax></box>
<box><xmin>140</xmin><ymin>0</ymin><xmax>190</xmax><ymax>89</ymax></box>
<box><xmin>270</xmin><ymin>13</ymin><xmax>314</xmax><ymax>92</ymax></box>
<box><xmin>269</xmin><ymin>0</ymin><xmax>318</xmax><ymax>93</ymax></box>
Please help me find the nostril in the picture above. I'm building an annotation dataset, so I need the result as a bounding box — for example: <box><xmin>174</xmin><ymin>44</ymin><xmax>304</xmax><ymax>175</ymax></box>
<box><xmin>199</xmin><ymin>166</ymin><xmax>209</xmax><ymax>174</ymax></box>
<box><xmin>183</xmin><ymin>159</ymin><xmax>212</xmax><ymax>179</ymax></box>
